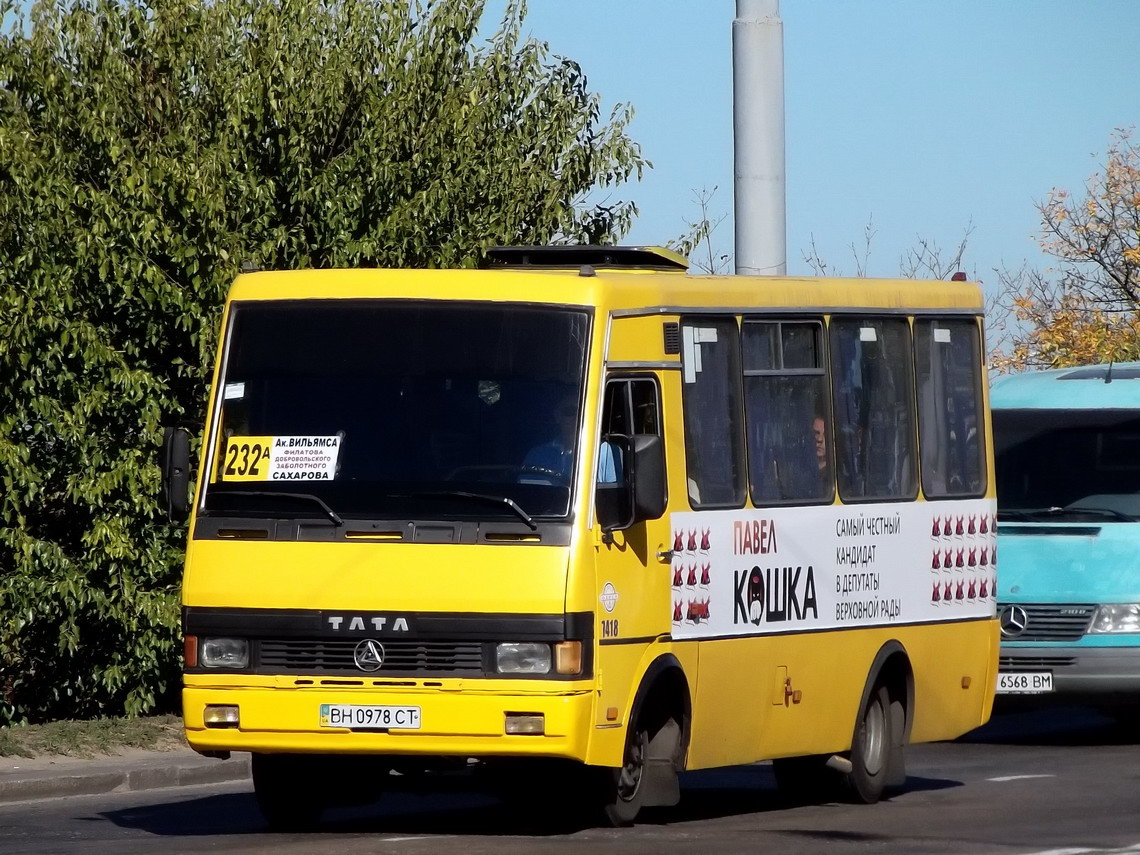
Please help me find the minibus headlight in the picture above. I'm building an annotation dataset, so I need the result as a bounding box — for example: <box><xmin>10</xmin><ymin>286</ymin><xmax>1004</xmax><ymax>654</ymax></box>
<box><xmin>495</xmin><ymin>642</ymin><xmax>551</xmax><ymax>674</ymax></box>
<box><xmin>1090</xmin><ymin>604</ymin><xmax>1140</xmax><ymax>634</ymax></box>
<box><xmin>200</xmin><ymin>637</ymin><xmax>249</xmax><ymax>668</ymax></box>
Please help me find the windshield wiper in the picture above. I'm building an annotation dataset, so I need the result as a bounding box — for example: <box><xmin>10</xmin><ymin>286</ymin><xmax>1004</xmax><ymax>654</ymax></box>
<box><xmin>996</xmin><ymin>509</ymin><xmax>1035</xmax><ymax>521</ymax></box>
<box><xmin>1062</xmin><ymin>505</ymin><xmax>1138</xmax><ymax>522</ymax></box>
<box><xmin>412</xmin><ymin>491</ymin><xmax>538</xmax><ymax>531</ymax></box>
<box><xmin>998</xmin><ymin>505</ymin><xmax>1137</xmax><ymax>523</ymax></box>
<box><xmin>216</xmin><ymin>490</ymin><xmax>344</xmax><ymax>526</ymax></box>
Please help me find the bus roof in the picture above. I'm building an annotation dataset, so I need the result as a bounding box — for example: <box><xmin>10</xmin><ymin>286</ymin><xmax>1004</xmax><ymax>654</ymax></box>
<box><xmin>990</xmin><ymin>362</ymin><xmax>1140</xmax><ymax>410</ymax></box>
<box><xmin>226</xmin><ymin>264</ymin><xmax>984</xmax><ymax>315</ymax></box>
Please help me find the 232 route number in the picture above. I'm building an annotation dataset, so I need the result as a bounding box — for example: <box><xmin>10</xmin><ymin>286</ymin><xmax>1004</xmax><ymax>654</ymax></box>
<box><xmin>222</xmin><ymin>440</ymin><xmax>271</xmax><ymax>479</ymax></box>
<box><xmin>601</xmin><ymin>618</ymin><xmax>619</xmax><ymax>638</ymax></box>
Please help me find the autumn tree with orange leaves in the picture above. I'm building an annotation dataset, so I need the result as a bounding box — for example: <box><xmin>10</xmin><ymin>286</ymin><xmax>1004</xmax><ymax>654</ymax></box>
<box><xmin>991</xmin><ymin>129</ymin><xmax>1140</xmax><ymax>372</ymax></box>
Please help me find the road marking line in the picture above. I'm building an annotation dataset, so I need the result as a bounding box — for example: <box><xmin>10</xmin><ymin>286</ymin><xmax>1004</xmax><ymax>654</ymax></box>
<box><xmin>1022</xmin><ymin>845</ymin><xmax>1140</xmax><ymax>855</ymax></box>
<box><xmin>986</xmin><ymin>773</ymin><xmax>1055</xmax><ymax>782</ymax></box>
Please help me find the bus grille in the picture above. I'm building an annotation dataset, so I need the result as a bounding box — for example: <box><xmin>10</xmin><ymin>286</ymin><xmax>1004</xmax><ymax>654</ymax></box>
<box><xmin>1000</xmin><ymin>603</ymin><xmax>1094</xmax><ymax>642</ymax></box>
<box><xmin>998</xmin><ymin>656</ymin><xmax>1077</xmax><ymax>669</ymax></box>
<box><xmin>257</xmin><ymin>639</ymin><xmax>485</xmax><ymax>675</ymax></box>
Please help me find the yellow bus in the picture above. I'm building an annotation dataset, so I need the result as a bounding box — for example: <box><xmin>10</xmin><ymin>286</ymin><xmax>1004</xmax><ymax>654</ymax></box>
<box><xmin>162</xmin><ymin>246</ymin><xmax>998</xmax><ymax>828</ymax></box>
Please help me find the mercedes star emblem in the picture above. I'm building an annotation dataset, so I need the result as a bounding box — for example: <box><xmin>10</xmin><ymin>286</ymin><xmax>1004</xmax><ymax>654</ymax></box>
<box><xmin>999</xmin><ymin>605</ymin><xmax>1029</xmax><ymax>638</ymax></box>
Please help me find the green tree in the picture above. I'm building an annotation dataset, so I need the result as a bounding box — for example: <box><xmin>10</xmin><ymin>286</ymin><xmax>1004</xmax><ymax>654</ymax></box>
<box><xmin>0</xmin><ymin>0</ymin><xmax>647</xmax><ymax>724</ymax></box>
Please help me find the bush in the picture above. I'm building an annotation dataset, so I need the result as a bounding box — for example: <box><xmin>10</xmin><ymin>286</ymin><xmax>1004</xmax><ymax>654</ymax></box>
<box><xmin>0</xmin><ymin>0</ymin><xmax>646</xmax><ymax>724</ymax></box>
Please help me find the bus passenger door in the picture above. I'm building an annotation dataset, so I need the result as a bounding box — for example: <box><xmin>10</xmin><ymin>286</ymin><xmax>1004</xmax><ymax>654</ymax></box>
<box><xmin>592</xmin><ymin>375</ymin><xmax>672</xmax><ymax>730</ymax></box>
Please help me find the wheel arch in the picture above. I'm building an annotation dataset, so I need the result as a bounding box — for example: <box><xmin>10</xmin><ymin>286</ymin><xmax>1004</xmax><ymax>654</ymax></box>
<box><xmin>856</xmin><ymin>640</ymin><xmax>914</xmax><ymax>739</ymax></box>
<box><xmin>855</xmin><ymin>640</ymin><xmax>914</xmax><ymax>788</ymax></box>
<box><xmin>627</xmin><ymin>652</ymin><xmax>692</xmax><ymax>770</ymax></box>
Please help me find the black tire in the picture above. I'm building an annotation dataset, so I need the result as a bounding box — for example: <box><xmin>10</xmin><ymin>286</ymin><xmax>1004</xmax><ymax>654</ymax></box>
<box><xmin>886</xmin><ymin>693</ymin><xmax>908</xmax><ymax>787</ymax></box>
<box><xmin>600</xmin><ymin>724</ymin><xmax>650</xmax><ymax>827</ymax></box>
<box><xmin>251</xmin><ymin>754</ymin><xmax>325</xmax><ymax>831</ymax></box>
<box><xmin>846</xmin><ymin>684</ymin><xmax>893</xmax><ymax>804</ymax></box>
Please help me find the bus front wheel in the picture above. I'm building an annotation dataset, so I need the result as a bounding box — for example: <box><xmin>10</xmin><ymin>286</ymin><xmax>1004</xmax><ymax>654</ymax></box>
<box><xmin>600</xmin><ymin>724</ymin><xmax>650</xmax><ymax>826</ymax></box>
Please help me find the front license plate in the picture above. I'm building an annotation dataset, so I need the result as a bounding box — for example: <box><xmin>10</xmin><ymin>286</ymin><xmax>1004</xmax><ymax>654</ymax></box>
<box><xmin>996</xmin><ymin>671</ymin><xmax>1054</xmax><ymax>694</ymax></box>
<box><xmin>319</xmin><ymin>704</ymin><xmax>421</xmax><ymax>730</ymax></box>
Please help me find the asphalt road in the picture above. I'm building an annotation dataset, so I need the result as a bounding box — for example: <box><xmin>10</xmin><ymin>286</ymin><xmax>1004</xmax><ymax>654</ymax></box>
<box><xmin>3</xmin><ymin>705</ymin><xmax>1140</xmax><ymax>855</ymax></box>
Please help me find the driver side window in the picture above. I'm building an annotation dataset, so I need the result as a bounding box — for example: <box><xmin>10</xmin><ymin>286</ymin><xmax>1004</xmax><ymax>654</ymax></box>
<box><xmin>599</xmin><ymin>377</ymin><xmax>662</xmax><ymax>484</ymax></box>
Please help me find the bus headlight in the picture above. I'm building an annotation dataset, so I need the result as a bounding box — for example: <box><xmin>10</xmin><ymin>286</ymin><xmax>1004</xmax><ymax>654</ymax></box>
<box><xmin>495</xmin><ymin>642</ymin><xmax>551</xmax><ymax>674</ymax></box>
<box><xmin>200</xmin><ymin>637</ymin><xmax>249</xmax><ymax>668</ymax></box>
<box><xmin>1090</xmin><ymin>604</ymin><xmax>1140</xmax><ymax>634</ymax></box>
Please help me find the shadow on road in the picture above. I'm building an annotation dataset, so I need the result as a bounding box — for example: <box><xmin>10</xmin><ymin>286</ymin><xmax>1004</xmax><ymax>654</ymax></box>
<box><xmin>960</xmin><ymin>704</ymin><xmax>1140</xmax><ymax>747</ymax></box>
<box><xmin>100</xmin><ymin>762</ymin><xmax>964</xmax><ymax>839</ymax></box>
<box><xmin>644</xmin><ymin>763</ymin><xmax>960</xmax><ymax>824</ymax></box>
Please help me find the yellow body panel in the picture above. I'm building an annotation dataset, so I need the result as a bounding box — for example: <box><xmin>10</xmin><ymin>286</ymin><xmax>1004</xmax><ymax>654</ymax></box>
<box><xmin>184</xmin><ymin>540</ymin><xmax>569</xmax><ymax>613</ymax></box>
<box><xmin>181</xmin><ymin>261</ymin><xmax>995</xmax><ymax>781</ymax></box>
<box><xmin>184</xmin><ymin>681</ymin><xmax>594</xmax><ymax>758</ymax></box>
<box><xmin>605</xmin><ymin>315</ymin><xmax>682</xmax><ymax>365</ymax></box>
<box><xmin>223</xmin><ymin>267</ymin><xmax>983</xmax><ymax>315</ymax></box>
<box><xmin>683</xmin><ymin>619</ymin><xmax>998</xmax><ymax>770</ymax></box>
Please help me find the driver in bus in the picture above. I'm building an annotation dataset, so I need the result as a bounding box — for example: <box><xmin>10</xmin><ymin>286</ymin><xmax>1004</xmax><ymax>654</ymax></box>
<box><xmin>520</xmin><ymin>395</ymin><xmax>578</xmax><ymax>484</ymax></box>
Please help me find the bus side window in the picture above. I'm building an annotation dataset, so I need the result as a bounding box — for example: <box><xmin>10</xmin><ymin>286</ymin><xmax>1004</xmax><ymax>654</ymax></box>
<box><xmin>830</xmin><ymin>318</ymin><xmax>918</xmax><ymax>501</ymax></box>
<box><xmin>742</xmin><ymin>319</ymin><xmax>833</xmax><ymax>505</ymax></box>
<box><xmin>915</xmin><ymin>318</ymin><xmax>986</xmax><ymax>497</ymax></box>
<box><xmin>680</xmin><ymin>318</ymin><xmax>746</xmax><ymax>509</ymax></box>
<box><xmin>598</xmin><ymin>377</ymin><xmax>662</xmax><ymax>485</ymax></box>
<box><xmin>599</xmin><ymin>381</ymin><xmax>628</xmax><ymax>485</ymax></box>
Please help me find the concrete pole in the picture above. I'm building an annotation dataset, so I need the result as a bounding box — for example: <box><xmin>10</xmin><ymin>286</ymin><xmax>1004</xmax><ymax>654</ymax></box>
<box><xmin>733</xmin><ymin>0</ymin><xmax>786</xmax><ymax>276</ymax></box>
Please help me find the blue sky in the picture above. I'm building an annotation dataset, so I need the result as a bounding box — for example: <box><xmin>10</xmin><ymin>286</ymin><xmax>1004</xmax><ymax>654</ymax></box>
<box><xmin>504</xmin><ymin>1</ymin><xmax>1140</xmax><ymax>289</ymax></box>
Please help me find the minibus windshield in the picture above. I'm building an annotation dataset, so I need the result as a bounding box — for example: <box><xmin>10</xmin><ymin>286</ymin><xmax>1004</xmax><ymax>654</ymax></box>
<box><xmin>202</xmin><ymin>300</ymin><xmax>591</xmax><ymax>521</ymax></box>
<box><xmin>994</xmin><ymin>408</ymin><xmax>1140</xmax><ymax>521</ymax></box>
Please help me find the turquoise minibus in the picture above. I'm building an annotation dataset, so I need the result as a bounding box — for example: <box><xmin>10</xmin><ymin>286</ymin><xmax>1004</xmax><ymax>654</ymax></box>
<box><xmin>993</xmin><ymin>363</ymin><xmax>1140</xmax><ymax>703</ymax></box>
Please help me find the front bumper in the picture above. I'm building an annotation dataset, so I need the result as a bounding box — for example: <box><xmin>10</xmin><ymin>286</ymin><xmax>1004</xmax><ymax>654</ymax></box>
<box><xmin>999</xmin><ymin>645</ymin><xmax>1140</xmax><ymax>699</ymax></box>
<box><xmin>183</xmin><ymin>683</ymin><xmax>595</xmax><ymax>760</ymax></box>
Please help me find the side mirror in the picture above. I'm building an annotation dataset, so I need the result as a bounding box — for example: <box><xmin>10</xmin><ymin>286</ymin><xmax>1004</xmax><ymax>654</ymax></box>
<box><xmin>596</xmin><ymin>434</ymin><xmax>666</xmax><ymax>532</ymax></box>
<box><xmin>630</xmin><ymin>434</ymin><xmax>666</xmax><ymax>521</ymax></box>
<box><xmin>161</xmin><ymin>426</ymin><xmax>192</xmax><ymax>522</ymax></box>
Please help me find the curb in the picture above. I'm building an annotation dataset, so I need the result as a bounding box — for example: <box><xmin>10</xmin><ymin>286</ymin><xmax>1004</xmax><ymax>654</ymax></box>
<box><xmin>0</xmin><ymin>753</ymin><xmax>250</xmax><ymax>805</ymax></box>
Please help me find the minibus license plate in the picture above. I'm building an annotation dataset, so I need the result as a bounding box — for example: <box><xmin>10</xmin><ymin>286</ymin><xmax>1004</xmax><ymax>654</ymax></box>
<box><xmin>996</xmin><ymin>672</ymin><xmax>1053</xmax><ymax>694</ymax></box>
<box><xmin>319</xmin><ymin>704</ymin><xmax>421</xmax><ymax>729</ymax></box>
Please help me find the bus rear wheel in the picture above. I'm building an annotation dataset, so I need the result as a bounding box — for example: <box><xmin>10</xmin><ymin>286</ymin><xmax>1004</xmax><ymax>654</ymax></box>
<box><xmin>846</xmin><ymin>684</ymin><xmax>894</xmax><ymax>804</ymax></box>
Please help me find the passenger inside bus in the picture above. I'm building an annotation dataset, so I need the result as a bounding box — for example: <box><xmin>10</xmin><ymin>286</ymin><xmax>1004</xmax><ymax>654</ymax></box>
<box><xmin>813</xmin><ymin>414</ymin><xmax>833</xmax><ymax>494</ymax></box>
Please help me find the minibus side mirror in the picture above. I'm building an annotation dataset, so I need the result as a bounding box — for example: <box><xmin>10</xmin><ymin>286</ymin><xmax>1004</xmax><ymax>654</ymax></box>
<box><xmin>630</xmin><ymin>434</ymin><xmax>667</xmax><ymax>522</ymax></box>
<box><xmin>597</xmin><ymin>433</ymin><xmax>666</xmax><ymax>533</ymax></box>
<box><xmin>161</xmin><ymin>426</ymin><xmax>192</xmax><ymax>522</ymax></box>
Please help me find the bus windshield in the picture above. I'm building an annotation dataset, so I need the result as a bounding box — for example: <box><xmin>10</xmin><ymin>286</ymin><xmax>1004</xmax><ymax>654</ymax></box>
<box><xmin>994</xmin><ymin>408</ymin><xmax>1140</xmax><ymax>521</ymax></box>
<box><xmin>202</xmin><ymin>300</ymin><xmax>591</xmax><ymax>521</ymax></box>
